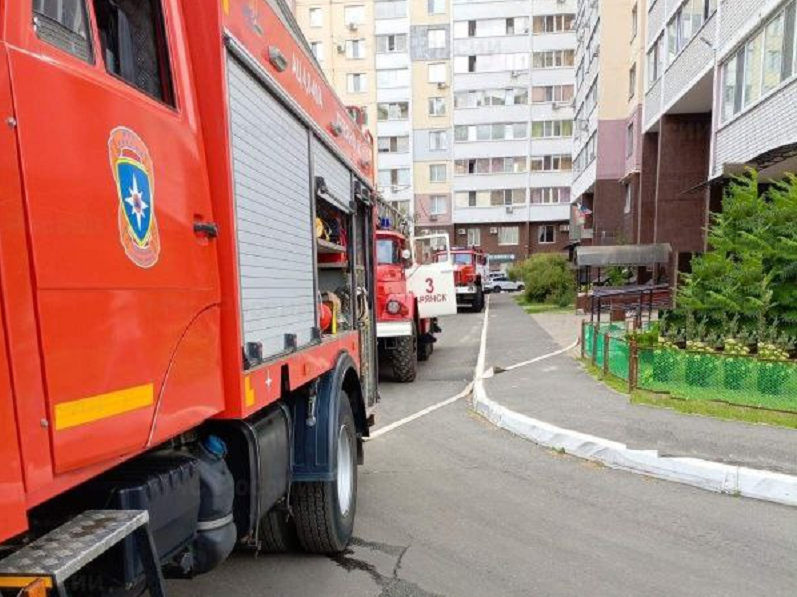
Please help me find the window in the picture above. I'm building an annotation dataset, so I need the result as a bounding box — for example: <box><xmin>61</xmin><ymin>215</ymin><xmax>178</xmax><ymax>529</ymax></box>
<box><xmin>455</xmin><ymin>157</ymin><xmax>526</xmax><ymax>175</ymax></box>
<box><xmin>428</xmin><ymin>0</ymin><xmax>445</xmax><ymax>15</ymax></box>
<box><xmin>377</xmin><ymin>136</ymin><xmax>409</xmax><ymax>153</ymax></box>
<box><xmin>631</xmin><ymin>4</ymin><xmax>638</xmax><ymax>40</ymax></box>
<box><xmin>429</xmin><ymin>130</ymin><xmax>448</xmax><ymax>150</ymax></box>
<box><xmin>629</xmin><ymin>63</ymin><xmax>637</xmax><ymax>98</ymax></box>
<box><xmin>378</xmin><ymin>168</ymin><xmax>410</xmax><ymax>188</ymax></box>
<box><xmin>428</xmin><ymin>28</ymin><xmax>446</xmax><ymax>49</ymax></box>
<box><xmin>308</xmin><ymin>6</ymin><xmax>322</xmax><ymax>26</ymax></box>
<box><xmin>624</xmin><ymin>184</ymin><xmax>633</xmax><ymax>214</ymax></box>
<box><xmin>430</xmin><ymin>196</ymin><xmax>447</xmax><ymax>215</ymax></box>
<box><xmin>647</xmin><ymin>34</ymin><xmax>664</xmax><ymax>87</ymax></box>
<box><xmin>626</xmin><ymin>122</ymin><xmax>635</xmax><ymax>157</ymax></box>
<box><xmin>93</xmin><ymin>0</ymin><xmax>175</xmax><ymax>105</ymax></box>
<box><xmin>467</xmin><ymin>228</ymin><xmax>481</xmax><ymax>246</ymax></box>
<box><xmin>532</xmin><ymin>49</ymin><xmax>575</xmax><ymax>68</ymax></box>
<box><xmin>376</xmin><ymin>34</ymin><xmax>407</xmax><ymax>53</ymax></box>
<box><xmin>429</xmin><ymin>164</ymin><xmax>447</xmax><ymax>182</ymax></box>
<box><xmin>347</xmin><ymin>73</ymin><xmax>367</xmax><ymax>93</ymax></box>
<box><xmin>744</xmin><ymin>30</ymin><xmax>764</xmax><ymax>108</ymax></box>
<box><xmin>428</xmin><ymin>62</ymin><xmax>447</xmax><ymax>83</ymax></box>
<box><xmin>453</xmin><ymin>17</ymin><xmax>528</xmax><ymax>38</ymax></box>
<box><xmin>532</xmin><ymin>187</ymin><xmax>569</xmax><ymax>204</ymax></box>
<box><xmin>666</xmin><ymin>0</ymin><xmax>717</xmax><ymax>63</ymax></box>
<box><xmin>531</xmin><ymin>85</ymin><xmax>574</xmax><ymax>104</ymax></box>
<box><xmin>375</xmin><ymin>1</ymin><xmax>406</xmax><ymax>19</ymax></box>
<box><xmin>490</xmin><ymin>189</ymin><xmax>524</xmax><ymax>206</ymax></box>
<box><xmin>455</xmin><ymin>88</ymin><xmax>527</xmax><ymax>108</ymax></box>
<box><xmin>763</xmin><ymin>10</ymin><xmax>785</xmax><ymax>94</ymax></box>
<box><xmin>531</xmin><ymin>120</ymin><xmax>573</xmax><ymax>138</ymax></box>
<box><xmin>310</xmin><ymin>41</ymin><xmax>324</xmax><ymax>62</ymax></box>
<box><xmin>454</xmin><ymin>53</ymin><xmax>529</xmax><ymax>73</ymax></box>
<box><xmin>533</xmin><ymin>14</ymin><xmax>575</xmax><ymax>33</ymax></box>
<box><xmin>345</xmin><ymin>39</ymin><xmax>366</xmax><ymax>59</ymax></box>
<box><xmin>498</xmin><ymin>227</ymin><xmax>519</xmax><ymax>246</ymax></box>
<box><xmin>377</xmin><ymin>102</ymin><xmax>409</xmax><ymax>120</ymax></box>
<box><xmin>530</xmin><ymin>155</ymin><xmax>572</xmax><ymax>172</ymax></box>
<box><xmin>428</xmin><ymin>97</ymin><xmax>446</xmax><ymax>116</ymax></box>
<box><xmin>344</xmin><ymin>5</ymin><xmax>365</xmax><ymax>25</ymax></box>
<box><xmin>538</xmin><ymin>225</ymin><xmax>555</xmax><ymax>244</ymax></box>
<box><xmin>33</xmin><ymin>0</ymin><xmax>92</xmax><ymax>61</ymax></box>
<box><xmin>721</xmin><ymin>1</ymin><xmax>796</xmax><ymax>121</ymax></box>
<box><xmin>377</xmin><ymin>68</ymin><xmax>410</xmax><ymax>88</ymax></box>
<box><xmin>454</xmin><ymin>123</ymin><xmax>527</xmax><ymax>142</ymax></box>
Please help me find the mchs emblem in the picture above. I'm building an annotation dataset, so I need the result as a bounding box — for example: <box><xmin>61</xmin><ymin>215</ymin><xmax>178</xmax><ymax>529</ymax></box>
<box><xmin>108</xmin><ymin>127</ymin><xmax>161</xmax><ymax>268</ymax></box>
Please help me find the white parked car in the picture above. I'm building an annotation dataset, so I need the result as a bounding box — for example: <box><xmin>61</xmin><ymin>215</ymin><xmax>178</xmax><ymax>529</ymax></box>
<box><xmin>486</xmin><ymin>274</ymin><xmax>524</xmax><ymax>293</ymax></box>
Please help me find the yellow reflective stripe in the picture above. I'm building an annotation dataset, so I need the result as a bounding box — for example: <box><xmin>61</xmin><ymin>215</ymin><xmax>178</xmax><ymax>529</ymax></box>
<box><xmin>0</xmin><ymin>576</ymin><xmax>54</xmax><ymax>589</ymax></box>
<box><xmin>223</xmin><ymin>0</ymin><xmax>230</xmax><ymax>14</ymax></box>
<box><xmin>54</xmin><ymin>384</ymin><xmax>154</xmax><ymax>431</ymax></box>
<box><xmin>244</xmin><ymin>376</ymin><xmax>255</xmax><ymax>407</ymax></box>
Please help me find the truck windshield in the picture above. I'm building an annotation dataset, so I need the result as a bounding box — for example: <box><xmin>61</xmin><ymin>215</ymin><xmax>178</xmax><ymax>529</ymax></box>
<box><xmin>450</xmin><ymin>253</ymin><xmax>474</xmax><ymax>265</ymax></box>
<box><xmin>377</xmin><ymin>239</ymin><xmax>401</xmax><ymax>265</ymax></box>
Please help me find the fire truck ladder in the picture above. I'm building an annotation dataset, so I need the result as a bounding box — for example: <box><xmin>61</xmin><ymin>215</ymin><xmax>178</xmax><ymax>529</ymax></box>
<box><xmin>376</xmin><ymin>196</ymin><xmax>410</xmax><ymax>237</ymax></box>
<box><xmin>0</xmin><ymin>510</ymin><xmax>165</xmax><ymax>597</ymax></box>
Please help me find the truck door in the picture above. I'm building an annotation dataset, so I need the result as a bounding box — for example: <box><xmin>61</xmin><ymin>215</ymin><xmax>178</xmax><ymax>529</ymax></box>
<box><xmin>406</xmin><ymin>234</ymin><xmax>457</xmax><ymax>318</ymax></box>
<box><xmin>7</xmin><ymin>0</ymin><xmax>221</xmax><ymax>472</ymax></box>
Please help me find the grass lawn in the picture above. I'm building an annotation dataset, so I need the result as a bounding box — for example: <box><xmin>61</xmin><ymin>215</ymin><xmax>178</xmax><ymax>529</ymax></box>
<box><xmin>580</xmin><ymin>359</ymin><xmax>797</xmax><ymax>430</ymax></box>
<box><xmin>514</xmin><ymin>295</ymin><xmax>574</xmax><ymax>315</ymax></box>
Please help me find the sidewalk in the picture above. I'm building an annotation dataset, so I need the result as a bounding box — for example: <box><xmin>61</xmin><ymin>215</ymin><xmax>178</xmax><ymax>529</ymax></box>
<box><xmin>483</xmin><ymin>295</ymin><xmax>797</xmax><ymax>477</ymax></box>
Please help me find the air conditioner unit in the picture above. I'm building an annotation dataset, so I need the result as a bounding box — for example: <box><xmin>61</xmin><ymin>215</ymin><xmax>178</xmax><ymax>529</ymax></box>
<box><xmin>436</xmin><ymin>82</ymin><xmax>448</xmax><ymax>90</ymax></box>
<box><xmin>347</xmin><ymin>22</ymin><xmax>358</xmax><ymax>31</ymax></box>
<box><xmin>490</xmin><ymin>227</ymin><xmax>498</xmax><ymax>234</ymax></box>
<box><xmin>505</xmin><ymin>206</ymin><xmax>514</xmax><ymax>214</ymax></box>
<box><xmin>458</xmin><ymin>229</ymin><xmax>467</xmax><ymax>236</ymax></box>
<box><xmin>510</xmin><ymin>70</ymin><xmax>521</xmax><ymax>79</ymax></box>
<box><xmin>559</xmin><ymin>224</ymin><xmax>570</xmax><ymax>232</ymax></box>
<box><xmin>552</xmin><ymin>102</ymin><xmax>562</xmax><ymax>111</ymax></box>
<box><xmin>336</xmin><ymin>43</ymin><xmax>345</xmax><ymax>54</ymax></box>
<box><xmin>429</xmin><ymin>214</ymin><xmax>438</xmax><ymax>222</ymax></box>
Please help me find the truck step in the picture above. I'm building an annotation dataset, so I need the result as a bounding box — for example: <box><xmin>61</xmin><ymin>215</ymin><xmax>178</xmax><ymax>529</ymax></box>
<box><xmin>0</xmin><ymin>510</ymin><xmax>165</xmax><ymax>596</ymax></box>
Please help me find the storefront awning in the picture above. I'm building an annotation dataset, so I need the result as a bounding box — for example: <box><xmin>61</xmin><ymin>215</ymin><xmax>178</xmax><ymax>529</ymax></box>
<box><xmin>575</xmin><ymin>244</ymin><xmax>671</xmax><ymax>267</ymax></box>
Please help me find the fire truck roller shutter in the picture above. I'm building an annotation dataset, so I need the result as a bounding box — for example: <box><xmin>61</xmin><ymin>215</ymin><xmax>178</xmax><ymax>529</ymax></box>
<box><xmin>312</xmin><ymin>136</ymin><xmax>352</xmax><ymax>213</ymax></box>
<box><xmin>227</xmin><ymin>56</ymin><xmax>316</xmax><ymax>359</ymax></box>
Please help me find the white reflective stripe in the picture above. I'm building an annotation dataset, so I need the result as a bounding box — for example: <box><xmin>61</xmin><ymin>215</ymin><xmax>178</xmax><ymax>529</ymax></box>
<box><xmin>196</xmin><ymin>513</ymin><xmax>234</xmax><ymax>532</ymax></box>
<box><xmin>377</xmin><ymin>321</ymin><xmax>413</xmax><ymax>338</ymax></box>
<box><xmin>455</xmin><ymin>286</ymin><xmax>475</xmax><ymax>294</ymax></box>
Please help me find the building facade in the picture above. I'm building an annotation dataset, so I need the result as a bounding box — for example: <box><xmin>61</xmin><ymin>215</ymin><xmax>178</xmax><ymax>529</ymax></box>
<box><xmin>297</xmin><ymin>0</ymin><xmax>578</xmax><ymax>269</ymax></box>
<box><xmin>570</xmin><ymin>0</ymin><xmax>639</xmax><ymax>247</ymax></box>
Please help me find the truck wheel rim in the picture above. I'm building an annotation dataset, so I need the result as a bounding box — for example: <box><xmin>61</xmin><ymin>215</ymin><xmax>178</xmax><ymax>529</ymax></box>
<box><xmin>337</xmin><ymin>424</ymin><xmax>354</xmax><ymax>516</ymax></box>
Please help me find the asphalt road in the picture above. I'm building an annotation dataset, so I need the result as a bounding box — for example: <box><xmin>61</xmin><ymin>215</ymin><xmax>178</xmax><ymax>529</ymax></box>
<box><xmin>170</xmin><ymin>297</ymin><xmax>797</xmax><ymax>597</ymax></box>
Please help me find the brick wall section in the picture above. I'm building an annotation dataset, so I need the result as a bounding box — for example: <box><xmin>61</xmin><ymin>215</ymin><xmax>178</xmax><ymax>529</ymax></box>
<box><xmin>647</xmin><ymin>0</ymin><xmax>665</xmax><ymax>45</ymax></box>
<box><xmin>645</xmin><ymin>79</ymin><xmax>662</xmax><ymax>130</ymax></box>
<box><xmin>592</xmin><ymin>179</ymin><xmax>627</xmax><ymax>245</ymax></box>
<box><xmin>654</xmin><ymin>114</ymin><xmax>710</xmax><ymax>255</ymax></box>
<box><xmin>638</xmin><ymin>131</ymin><xmax>659</xmax><ymax>244</ymax></box>
<box><xmin>719</xmin><ymin>0</ymin><xmax>767</xmax><ymax>52</ymax></box>
<box><xmin>622</xmin><ymin>173</ymin><xmax>640</xmax><ymax>243</ymax></box>
<box><xmin>452</xmin><ymin>221</ymin><xmax>570</xmax><ymax>265</ymax></box>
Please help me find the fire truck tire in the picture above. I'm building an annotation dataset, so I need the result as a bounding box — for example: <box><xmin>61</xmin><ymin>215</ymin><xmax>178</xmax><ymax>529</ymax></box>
<box><xmin>259</xmin><ymin>506</ymin><xmax>299</xmax><ymax>552</ymax></box>
<box><xmin>391</xmin><ymin>325</ymin><xmax>418</xmax><ymax>382</ymax></box>
<box><xmin>472</xmin><ymin>288</ymin><xmax>485</xmax><ymax>313</ymax></box>
<box><xmin>291</xmin><ymin>393</ymin><xmax>357</xmax><ymax>553</ymax></box>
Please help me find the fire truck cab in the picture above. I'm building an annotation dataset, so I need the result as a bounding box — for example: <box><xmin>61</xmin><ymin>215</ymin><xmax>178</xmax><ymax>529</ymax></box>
<box><xmin>375</xmin><ymin>203</ymin><xmax>455</xmax><ymax>382</ymax></box>
<box><xmin>437</xmin><ymin>248</ymin><xmax>489</xmax><ymax>313</ymax></box>
<box><xmin>0</xmin><ymin>0</ymin><xmax>379</xmax><ymax>593</ymax></box>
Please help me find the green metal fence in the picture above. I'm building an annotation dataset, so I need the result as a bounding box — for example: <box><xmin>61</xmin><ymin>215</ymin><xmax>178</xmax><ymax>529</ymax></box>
<box><xmin>582</xmin><ymin>323</ymin><xmax>797</xmax><ymax>413</ymax></box>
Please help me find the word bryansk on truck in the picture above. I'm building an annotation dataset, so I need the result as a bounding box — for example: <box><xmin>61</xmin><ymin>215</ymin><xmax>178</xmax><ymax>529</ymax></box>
<box><xmin>0</xmin><ymin>0</ymin><xmax>380</xmax><ymax>594</ymax></box>
<box><xmin>436</xmin><ymin>247</ymin><xmax>489</xmax><ymax>313</ymax></box>
<box><xmin>375</xmin><ymin>201</ymin><xmax>456</xmax><ymax>382</ymax></box>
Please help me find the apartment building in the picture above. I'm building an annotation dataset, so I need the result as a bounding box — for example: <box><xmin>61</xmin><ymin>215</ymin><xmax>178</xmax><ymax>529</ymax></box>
<box><xmin>298</xmin><ymin>0</ymin><xmax>578</xmax><ymax>268</ymax></box>
<box><xmin>570</xmin><ymin>0</ymin><xmax>639</xmax><ymax>246</ymax></box>
<box><xmin>447</xmin><ymin>0</ymin><xmax>577</xmax><ymax>267</ymax></box>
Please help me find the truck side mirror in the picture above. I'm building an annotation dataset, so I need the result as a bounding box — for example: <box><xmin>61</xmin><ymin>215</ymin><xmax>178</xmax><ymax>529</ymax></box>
<box><xmin>401</xmin><ymin>249</ymin><xmax>412</xmax><ymax>261</ymax></box>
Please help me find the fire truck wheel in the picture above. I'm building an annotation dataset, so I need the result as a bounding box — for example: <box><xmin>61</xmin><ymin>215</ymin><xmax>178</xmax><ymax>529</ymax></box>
<box><xmin>291</xmin><ymin>392</ymin><xmax>357</xmax><ymax>553</ymax></box>
<box><xmin>472</xmin><ymin>288</ymin><xmax>485</xmax><ymax>313</ymax></box>
<box><xmin>391</xmin><ymin>325</ymin><xmax>418</xmax><ymax>382</ymax></box>
<box><xmin>418</xmin><ymin>334</ymin><xmax>432</xmax><ymax>362</ymax></box>
<box><xmin>259</xmin><ymin>506</ymin><xmax>299</xmax><ymax>552</ymax></box>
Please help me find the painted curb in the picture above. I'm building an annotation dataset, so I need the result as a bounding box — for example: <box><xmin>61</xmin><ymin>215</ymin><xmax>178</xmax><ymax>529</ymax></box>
<box><xmin>473</xmin><ymin>378</ymin><xmax>797</xmax><ymax>507</ymax></box>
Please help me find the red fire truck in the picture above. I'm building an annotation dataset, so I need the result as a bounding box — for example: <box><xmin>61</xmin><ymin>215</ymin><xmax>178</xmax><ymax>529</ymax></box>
<box><xmin>436</xmin><ymin>248</ymin><xmax>489</xmax><ymax>313</ymax></box>
<box><xmin>0</xmin><ymin>0</ymin><xmax>379</xmax><ymax>594</ymax></box>
<box><xmin>374</xmin><ymin>202</ymin><xmax>454</xmax><ymax>382</ymax></box>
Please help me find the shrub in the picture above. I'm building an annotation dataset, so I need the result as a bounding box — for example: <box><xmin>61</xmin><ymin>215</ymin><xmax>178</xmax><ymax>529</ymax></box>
<box><xmin>515</xmin><ymin>254</ymin><xmax>575</xmax><ymax>307</ymax></box>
